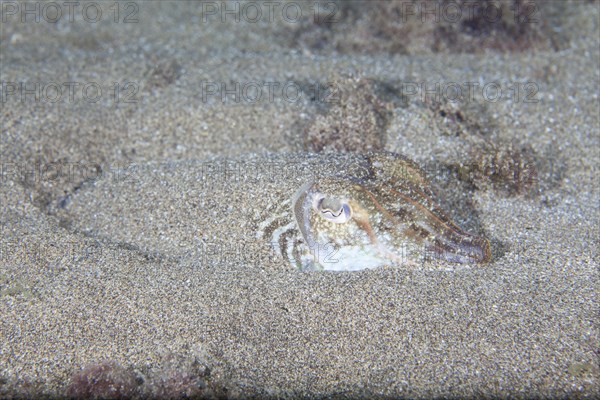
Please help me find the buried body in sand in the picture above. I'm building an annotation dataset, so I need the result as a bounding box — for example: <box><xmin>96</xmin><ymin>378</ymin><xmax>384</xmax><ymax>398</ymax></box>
<box><xmin>56</xmin><ymin>152</ymin><xmax>491</xmax><ymax>272</ymax></box>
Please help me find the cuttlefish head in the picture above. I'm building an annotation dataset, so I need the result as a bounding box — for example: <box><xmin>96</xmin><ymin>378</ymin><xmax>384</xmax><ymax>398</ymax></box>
<box><xmin>292</xmin><ymin>158</ymin><xmax>491</xmax><ymax>271</ymax></box>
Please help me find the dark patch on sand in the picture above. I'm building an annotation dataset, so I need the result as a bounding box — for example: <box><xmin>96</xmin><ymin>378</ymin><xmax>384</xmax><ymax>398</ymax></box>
<box><xmin>66</xmin><ymin>352</ymin><xmax>230</xmax><ymax>400</ymax></box>
<box><xmin>456</xmin><ymin>140</ymin><xmax>538</xmax><ymax>195</ymax></box>
<box><xmin>302</xmin><ymin>74</ymin><xmax>393</xmax><ymax>153</ymax></box>
<box><xmin>283</xmin><ymin>0</ymin><xmax>568</xmax><ymax>54</ymax></box>
<box><xmin>144</xmin><ymin>60</ymin><xmax>184</xmax><ymax>90</ymax></box>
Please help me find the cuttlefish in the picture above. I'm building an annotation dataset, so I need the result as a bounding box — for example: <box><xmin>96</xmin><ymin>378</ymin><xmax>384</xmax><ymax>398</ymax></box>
<box><xmin>258</xmin><ymin>152</ymin><xmax>491</xmax><ymax>271</ymax></box>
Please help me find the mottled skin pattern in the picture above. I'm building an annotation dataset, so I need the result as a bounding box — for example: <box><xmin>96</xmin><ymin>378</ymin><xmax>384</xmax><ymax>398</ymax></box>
<box><xmin>258</xmin><ymin>152</ymin><xmax>491</xmax><ymax>271</ymax></box>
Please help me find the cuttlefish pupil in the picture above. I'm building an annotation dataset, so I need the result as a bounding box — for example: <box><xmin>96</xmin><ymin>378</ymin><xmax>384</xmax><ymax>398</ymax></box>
<box><xmin>286</xmin><ymin>153</ymin><xmax>492</xmax><ymax>271</ymax></box>
<box><xmin>314</xmin><ymin>196</ymin><xmax>352</xmax><ymax>223</ymax></box>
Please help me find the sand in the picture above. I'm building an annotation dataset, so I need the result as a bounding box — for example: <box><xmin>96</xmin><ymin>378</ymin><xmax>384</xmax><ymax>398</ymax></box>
<box><xmin>1</xmin><ymin>1</ymin><xmax>598</xmax><ymax>398</ymax></box>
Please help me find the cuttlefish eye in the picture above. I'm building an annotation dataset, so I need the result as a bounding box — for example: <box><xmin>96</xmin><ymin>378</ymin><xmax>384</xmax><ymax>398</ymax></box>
<box><xmin>313</xmin><ymin>195</ymin><xmax>352</xmax><ymax>223</ymax></box>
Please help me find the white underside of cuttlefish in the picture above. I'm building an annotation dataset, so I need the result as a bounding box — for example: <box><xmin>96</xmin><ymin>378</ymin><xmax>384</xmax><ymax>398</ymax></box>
<box><xmin>290</xmin><ymin>153</ymin><xmax>491</xmax><ymax>271</ymax></box>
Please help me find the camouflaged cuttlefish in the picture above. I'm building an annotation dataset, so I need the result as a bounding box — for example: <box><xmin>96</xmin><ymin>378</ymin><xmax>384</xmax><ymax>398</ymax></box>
<box><xmin>256</xmin><ymin>152</ymin><xmax>491</xmax><ymax>271</ymax></box>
